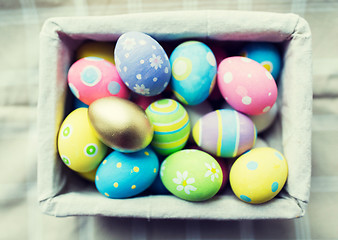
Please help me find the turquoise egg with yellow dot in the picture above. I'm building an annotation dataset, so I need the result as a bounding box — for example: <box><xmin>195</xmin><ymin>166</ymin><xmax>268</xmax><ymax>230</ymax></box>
<box><xmin>170</xmin><ymin>41</ymin><xmax>217</xmax><ymax>105</ymax></box>
<box><xmin>145</xmin><ymin>99</ymin><xmax>190</xmax><ymax>156</ymax></box>
<box><xmin>57</xmin><ymin>108</ymin><xmax>108</xmax><ymax>173</ymax></box>
<box><xmin>240</xmin><ymin>42</ymin><xmax>281</xmax><ymax>81</ymax></box>
<box><xmin>229</xmin><ymin>147</ymin><xmax>288</xmax><ymax>204</ymax></box>
<box><xmin>95</xmin><ymin>146</ymin><xmax>159</xmax><ymax>199</ymax></box>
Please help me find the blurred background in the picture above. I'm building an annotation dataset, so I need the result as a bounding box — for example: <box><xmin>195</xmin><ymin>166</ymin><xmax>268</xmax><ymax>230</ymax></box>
<box><xmin>1</xmin><ymin>0</ymin><xmax>338</xmax><ymax>239</ymax></box>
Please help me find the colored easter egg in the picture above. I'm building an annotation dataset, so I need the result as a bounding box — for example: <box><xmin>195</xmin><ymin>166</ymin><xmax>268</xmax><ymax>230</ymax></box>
<box><xmin>95</xmin><ymin>146</ymin><xmax>159</xmax><ymax>198</ymax></box>
<box><xmin>114</xmin><ymin>31</ymin><xmax>171</xmax><ymax>96</ymax></box>
<box><xmin>145</xmin><ymin>99</ymin><xmax>190</xmax><ymax>156</ymax></box>
<box><xmin>57</xmin><ymin>108</ymin><xmax>108</xmax><ymax>172</ymax></box>
<box><xmin>88</xmin><ymin>97</ymin><xmax>154</xmax><ymax>152</ymax></box>
<box><xmin>184</xmin><ymin>101</ymin><xmax>213</xmax><ymax>143</ymax></box>
<box><xmin>68</xmin><ymin>57</ymin><xmax>129</xmax><ymax>105</ymax></box>
<box><xmin>170</xmin><ymin>41</ymin><xmax>217</xmax><ymax>105</ymax></box>
<box><xmin>241</xmin><ymin>42</ymin><xmax>281</xmax><ymax>80</ymax></box>
<box><xmin>229</xmin><ymin>147</ymin><xmax>288</xmax><ymax>204</ymax></box>
<box><xmin>192</xmin><ymin>109</ymin><xmax>256</xmax><ymax>158</ymax></box>
<box><xmin>76</xmin><ymin>41</ymin><xmax>115</xmax><ymax>64</ymax></box>
<box><xmin>217</xmin><ymin>56</ymin><xmax>278</xmax><ymax>116</ymax></box>
<box><xmin>160</xmin><ymin>149</ymin><xmax>223</xmax><ymax>201</ymax></box>
<box><xmin>249</xmin><ymin>102</ymin><xmax>278</xmax><ymax>133</ymax></box>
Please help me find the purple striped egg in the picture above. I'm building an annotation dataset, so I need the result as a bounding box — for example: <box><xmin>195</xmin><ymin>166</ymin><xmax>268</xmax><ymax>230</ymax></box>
<box><xmin>192</xmin><ymin>109</ymin><xmax>256</xmax><ymax>158</ymax></box>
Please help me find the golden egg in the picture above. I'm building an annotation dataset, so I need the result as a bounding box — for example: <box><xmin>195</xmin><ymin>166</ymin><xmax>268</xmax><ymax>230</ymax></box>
<box><xmin>88</xmin><ymin>96</ymin><xmax>154</xmax><ymax>152</ymax></box>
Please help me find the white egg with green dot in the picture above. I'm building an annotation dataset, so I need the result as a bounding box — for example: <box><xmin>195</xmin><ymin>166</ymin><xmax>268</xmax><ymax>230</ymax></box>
<box><xmin>229</xmin><ymin>147</ymin><xmax>288</xmax><ymax>204</ymax></box>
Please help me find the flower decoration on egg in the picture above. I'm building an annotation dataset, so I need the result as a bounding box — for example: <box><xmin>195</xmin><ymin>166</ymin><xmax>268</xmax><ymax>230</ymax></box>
<box><xmin>204</xmin><ymin>162</ymin><xmax>220</xmax><ymax>182</ymax></box>
<box><xmin>114</xmin><ymin>31</ymin><xmax>171</xmax><ymax>96</ymax></box>
<box><xmin>172</xmin><ymin>171</ymin><xmax>197</xmax><ymax>195</ymax></box>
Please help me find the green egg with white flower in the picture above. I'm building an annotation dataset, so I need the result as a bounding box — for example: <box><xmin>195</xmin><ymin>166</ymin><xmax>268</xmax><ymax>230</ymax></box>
<box><xmin>160</xmin><ymin>149</ymin><xmax>223</xmax><ymax>201</ymax></box>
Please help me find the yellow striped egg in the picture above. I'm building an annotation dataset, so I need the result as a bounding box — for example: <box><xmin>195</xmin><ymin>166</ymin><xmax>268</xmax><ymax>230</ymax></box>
<box><xmin>146</xmin><ymin>99</ymin><xmax>190</xmax><ymax>156</ymax></box>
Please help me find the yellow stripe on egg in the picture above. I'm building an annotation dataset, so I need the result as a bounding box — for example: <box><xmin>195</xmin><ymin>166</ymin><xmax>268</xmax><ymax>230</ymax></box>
<box><xmin>216</xmin><ymin>110</ymin><xmax>223</xmax><ymax>156</ymax></box>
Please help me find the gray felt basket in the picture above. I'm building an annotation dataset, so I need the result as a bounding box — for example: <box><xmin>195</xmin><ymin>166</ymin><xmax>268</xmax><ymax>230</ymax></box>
<box><xmin>38</xmin><ymin>10</ymin><xmax>312</xmax><ymax>219</ymax></box>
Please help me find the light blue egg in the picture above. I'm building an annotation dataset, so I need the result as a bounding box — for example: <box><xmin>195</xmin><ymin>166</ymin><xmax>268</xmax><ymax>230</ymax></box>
<box><xmin>95</xmin><ymin>146</ymin><xmax>159</xmax><ymax>199</ymax></box>
<box><xmin>241</xmin><ymin>42</ymin><xmax>281</xmax><ymax>81</ymax></box>
<box><xmin>114</xmin><ymin>32</ymin><xmax>171</xmax><ymax>96</ymax></box>
<box><xmin>170</xmin><ymin>41</ymin><xmax>217</xmax><ymax>105</ymax></box>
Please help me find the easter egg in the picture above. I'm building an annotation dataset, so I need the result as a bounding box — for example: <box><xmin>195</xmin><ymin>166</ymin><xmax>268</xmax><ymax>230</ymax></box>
<box><xmin>192</xmin><ymin>109</ymin><xmax>256</xmax><ymax>158</ymax></box>
<box><xmin>217</xmin><ymin>56</ymin><xmax>278</xmax><ymax>116</ymax></box>
<box><xmin>88</xmin><ymin>96</ymin><xmax>154</xmax><ymax>152</ymax></box>
<box><xmin>57</xmin><ymin>108</ymin><xmax>108</xmax><ymax>172</ymax></box>
<box><xmin>95</xmin><ymin>146</ymin><xmax>159</xmax><ymax>199</ymax></box>
<box><xmin>229</xmin><ymin>147</ymin><xmax>288</xmax><ymax>204</ymax></box>
<box><xmin>170</xmin><ymin>41</ymin><xmax>217</xmax><ymax>105</ymax></box>
<box><xmin>249</xmin><ymin>102</ymin><xmax>278</xmax><ymax>133</ymax></box>
<box><xmin>114</xmin><ymin>31</ymin><xmax>171</xmax><ymax>96</ymax></box>
<box><xmin>160</xmin><ymin>149</ymin><xmax>223</xmax><ymax>201</ymax></box>
<box><xmin>240</xmin><ymin>42</ymin><xmax>281</xmax><ymax>80</ymax></box>
<box><xmin>145</xmin><ymin>99</ymin><xmax>190</xmax><ymax>156</ymax></box>
<box><xmin>184</xmin><ymin>101</ymin><xmax>213</xmax><ymax>143</ymax></box>
<box><xmin>68</xmin><ymin>57</ymin><xmax>129</xmax><ymax>105</ymax></box>
<box><xmin>76</xmin><ymin>41</ymin><xmax>115</xmax><ymax>64</ymax></box>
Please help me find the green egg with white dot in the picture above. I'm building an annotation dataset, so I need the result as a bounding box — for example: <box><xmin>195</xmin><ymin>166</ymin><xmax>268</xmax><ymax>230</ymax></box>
<box><xmin>57</xmin><ymin>108</ymin><xmax>108</xmax><ymax>173</ymax></box>
<box><xmin>160</xmin><ymin>149</ymin><xmax>223</xmax><ymax>201</ymax></box>
<box><xmin>95</xmin><ymin>146</ymin><xmax>159</xmax><ymax>199</ymax></box>
<box><xmin>229</xmin><ymin>147</ymin><xmax>288</xmax><ymax>204</ymax></box>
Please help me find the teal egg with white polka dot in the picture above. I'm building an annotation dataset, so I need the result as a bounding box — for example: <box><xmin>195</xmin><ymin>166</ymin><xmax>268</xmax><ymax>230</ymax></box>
<box><xmin>229</xmin><ymin>147</ymin><xmax>288</xmax><ymax>204</ymax></box>
<box><xmin>95</xmin><ymin>146</ymin><xmax>159</xmax><ymax>199</ymax></box>
<box><xmin>170</xmin><ymin>41</ymin><xmax>217</xmax><ymax>105</ymax></box>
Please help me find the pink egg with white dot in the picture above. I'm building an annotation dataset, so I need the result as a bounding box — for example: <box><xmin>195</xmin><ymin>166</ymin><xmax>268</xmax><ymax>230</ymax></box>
<box><xmin>68</xmin><ymin>57</ymin><xmax>129</xmax><ymax>105</ymax></box>
<box><xmin>217</xmin><ymin>56</ymin><xmax>277</xmax><ymax>116</ymax></box>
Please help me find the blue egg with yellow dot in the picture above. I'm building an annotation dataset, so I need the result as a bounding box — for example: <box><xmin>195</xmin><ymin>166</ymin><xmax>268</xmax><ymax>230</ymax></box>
<box><xmin>170</xmin><ymin>41</ymin><xmax>217</xmax><ymax>105</ymax></box>
<box><xmin>95</xmin><ymin>146</ymin><xmax>159</xmax><ymax>199</ymax></box>
<box><xmin>240</xmin><ymin>42</ymin><xmax>281</xmax><ymax>81</ymax></box>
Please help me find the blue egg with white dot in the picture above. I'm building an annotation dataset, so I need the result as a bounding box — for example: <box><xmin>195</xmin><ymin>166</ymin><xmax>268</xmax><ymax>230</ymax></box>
<box><xmin>240</xmin><ymin>42</ymin><xmax>281</xmax><ymax>81</ymax></box>
<box><xmin>170</xmin><ymin>41</ymin><xmax>217</xmax><ymax>105</ymax></box>
<box><xmin>114</xmin><ymin>32</ymin><xmax>171</xmax><ymax>96</ymax></box>
<box><xmin>95</xmin><ymin>146</ymin><xmax>159</xmax><ymax>199</ymax></box>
